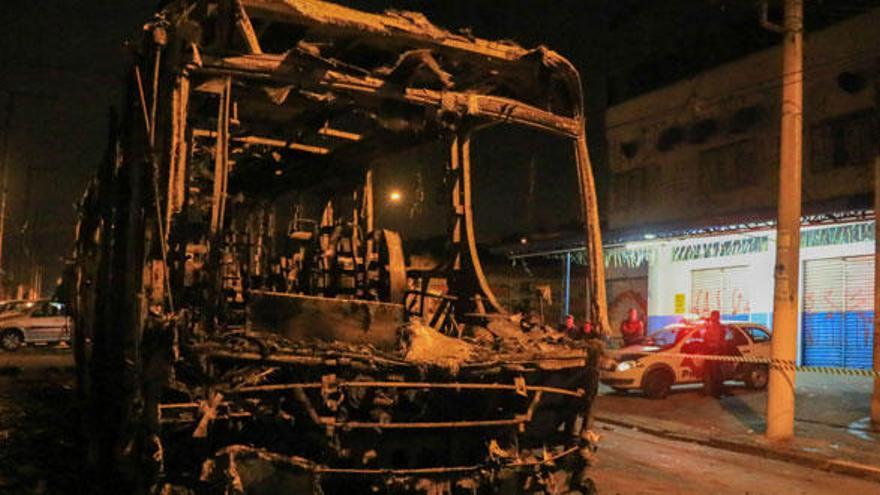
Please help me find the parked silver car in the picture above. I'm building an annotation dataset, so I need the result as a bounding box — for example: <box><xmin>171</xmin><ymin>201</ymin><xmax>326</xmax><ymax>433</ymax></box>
<box><xmin>0</xmin><ymin>300</ymin><xmax>72</xmax><ymax>351</ymax></box>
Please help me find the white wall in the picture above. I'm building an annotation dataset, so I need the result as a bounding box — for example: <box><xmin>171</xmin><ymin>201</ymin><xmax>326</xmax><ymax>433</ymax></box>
<box><xmin>644</xmin><ymin>232</ymin><xmax>776</xmax><ymax>322</ymax></box>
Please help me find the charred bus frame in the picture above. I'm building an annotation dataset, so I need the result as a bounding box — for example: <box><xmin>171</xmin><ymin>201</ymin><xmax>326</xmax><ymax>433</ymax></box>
<box><xmin>69</xmin><ymin>1</ymin><xmax>609</xmax><ymax>493</ymax></box>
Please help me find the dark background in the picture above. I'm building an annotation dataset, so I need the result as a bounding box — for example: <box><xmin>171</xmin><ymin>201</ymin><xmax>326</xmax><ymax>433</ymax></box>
<box><xmin>0</xmin><ymin>0</ymin><xmax>876</xmax><ymax>292</ymax></box>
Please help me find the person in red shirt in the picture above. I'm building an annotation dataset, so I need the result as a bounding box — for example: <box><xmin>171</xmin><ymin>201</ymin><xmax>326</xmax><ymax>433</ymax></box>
<box><xmin>558</xmin><ymin>314</ymin><xmax>577</xmax><ymax>336</ymax></box>
<box><xmin>619</xmin><ymin>308</ymin><xmax>645</xmax><ymax>346</ymax></box>
<box><xmin>582</xmin><ymin>321</ymin><xmax>599</xmax><ymax>340</ymax></box>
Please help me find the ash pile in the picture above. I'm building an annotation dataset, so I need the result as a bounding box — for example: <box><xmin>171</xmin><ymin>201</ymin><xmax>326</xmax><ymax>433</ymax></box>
<box><xmin>64</xmin><ymin>1</ymin><xmax>609</xmax><ymax>493</ymax></box>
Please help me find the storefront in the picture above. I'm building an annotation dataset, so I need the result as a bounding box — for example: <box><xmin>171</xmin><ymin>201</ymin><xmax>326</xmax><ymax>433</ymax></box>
<box><xmin>606</xmin><ymin>220</ymin><xmax>875</xmax><ymax>369</ymax></box>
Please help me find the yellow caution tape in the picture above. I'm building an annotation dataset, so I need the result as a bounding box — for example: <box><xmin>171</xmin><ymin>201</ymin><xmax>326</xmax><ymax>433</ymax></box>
<box><xmin>608</xmin><ymin>349</ymin><xmax>880</xmax><ymax>378</ymax></box>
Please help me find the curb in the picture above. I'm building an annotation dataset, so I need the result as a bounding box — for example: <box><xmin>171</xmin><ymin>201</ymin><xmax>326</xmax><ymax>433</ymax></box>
<box><xmin>593</xmin><ymin>415</ymin><xmax>880</xmax><ymax>484</ymax></box>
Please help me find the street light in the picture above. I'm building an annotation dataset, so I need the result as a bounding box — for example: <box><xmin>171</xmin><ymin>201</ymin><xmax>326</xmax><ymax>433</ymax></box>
<box><xmin>388</xmin><ymin>190</ymin><xmax>402</xmax><ymax>204</ymax></box>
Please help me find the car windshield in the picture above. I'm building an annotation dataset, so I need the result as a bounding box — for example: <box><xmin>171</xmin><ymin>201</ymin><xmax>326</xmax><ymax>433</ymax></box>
<box><xmin>647</xmin><ymin>324</ymin><xmax>697</xmax><ymax>349</ymax></box>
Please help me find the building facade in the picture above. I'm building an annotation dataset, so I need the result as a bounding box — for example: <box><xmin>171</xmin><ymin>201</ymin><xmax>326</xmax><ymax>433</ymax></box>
<box><xmin>499</xmin><ymin>9</ymin><xmax>878</xmax><ymax>368</ymax></box>
<box><xmin>605</xmin><ymin>8</ymin><xmax>878</xmax><ymax>234</ymax></box>
<box><xmin>599</xmin><ymin>9</ymin><xmax>878</xmax><ymax>369</ymax></box>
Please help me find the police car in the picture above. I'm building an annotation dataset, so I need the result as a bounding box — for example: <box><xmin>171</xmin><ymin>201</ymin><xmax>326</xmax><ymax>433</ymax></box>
<box><xmin>600</xmin><ymin>319</ymin><xmax>772</xmax><ymax>399</ymax></box>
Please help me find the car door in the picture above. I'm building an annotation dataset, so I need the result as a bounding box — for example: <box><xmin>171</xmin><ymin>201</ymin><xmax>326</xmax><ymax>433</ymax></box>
<box><xmin>726</xmin><ymin>326</ymin><xmax>753</xmax><ymax>376</ymax></box>
<box><xmin>24</xmin><ymin>302</ymin><xmax>50</xmax><ymax>342</ymax></box>
<box><xmin>676</xmin><ymin>327</ymin><xmax>706</xmax><ymax>383</ymax></box>
<box><xmin>729</xmin><ymin>326</ymin><xmax>753</xmax><ymax>356</ymax></box>
<box><xmin>27</xmin><ymin>302</ymin><xmax>67</xmax><ymax>342</ymax></box>
<box><xmin>43</xmin><ymin>302</ymin><xmax>69</xmax><ymax>342</ymax></box>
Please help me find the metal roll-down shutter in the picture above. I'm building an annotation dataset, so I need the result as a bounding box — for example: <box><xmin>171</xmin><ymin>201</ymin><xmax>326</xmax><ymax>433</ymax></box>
<box><xmin>802</xmin><ymin>256</ymin><xmax>874</xmax><ymax>369</ymax></box>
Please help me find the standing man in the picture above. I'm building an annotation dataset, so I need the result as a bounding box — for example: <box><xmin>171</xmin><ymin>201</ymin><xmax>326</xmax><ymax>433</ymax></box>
<box><xmin>703</xmin><ymin>310</ymin><xmax>726</xmax><ymax>398</ymax></box>
<box><xmin>619</xmin><ymin>308</ymin><xmax>646</xmax><ymax>346</ymax></box>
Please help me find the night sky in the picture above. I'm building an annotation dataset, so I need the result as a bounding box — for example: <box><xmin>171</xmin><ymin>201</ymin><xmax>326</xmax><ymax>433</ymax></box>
<box><xmin>1</xmin><ymin>0</ymin><xmax>877</xmax><ymax>292</ymax></box>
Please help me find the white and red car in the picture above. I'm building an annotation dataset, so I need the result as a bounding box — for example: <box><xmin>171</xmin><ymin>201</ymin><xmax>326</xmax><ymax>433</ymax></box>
<box><xmin>600</xmin><ymin>319</ymin><xmax>772</xmax><ymax>399</ymax></box>
<box><xmin>0</xmin><ymin>300</ymin><xmax>72</xmax><ymax>351</ymax></box>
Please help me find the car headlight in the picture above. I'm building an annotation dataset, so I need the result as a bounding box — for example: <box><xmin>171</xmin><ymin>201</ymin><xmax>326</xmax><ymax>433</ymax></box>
<box><xmin>616</xmin><ymin>360</ymin><xmax>636</xmax><ymax>372</ymax></box>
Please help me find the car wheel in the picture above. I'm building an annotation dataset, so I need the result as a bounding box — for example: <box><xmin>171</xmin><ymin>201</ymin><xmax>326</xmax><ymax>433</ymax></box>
<box><xmin>642</xmin><ymin>369</ymin><xmax>673</xmax><ymax>399</ymax></box>
<box><xmin>744</xmin><ymin>364</ymin><xmax>769</xmax><ymax>389</ymax></box>
<box><xmin>1</xmin><ymin>330</ymin><xmax>24</xmax><ymax>352</ymax></box>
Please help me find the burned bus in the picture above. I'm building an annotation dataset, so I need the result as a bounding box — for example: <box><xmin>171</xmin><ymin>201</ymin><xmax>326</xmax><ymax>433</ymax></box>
<box><xmin>69</xmin><ymin>1</ymin><xmax>609</xmax><ymax>493</ymax></box>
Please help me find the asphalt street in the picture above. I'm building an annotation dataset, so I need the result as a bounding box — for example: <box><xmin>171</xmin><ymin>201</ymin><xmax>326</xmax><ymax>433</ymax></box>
<box><xmin>0</xmin><ymin>348</ymin><xmax>79</xmax><ymax>494</ymax></box>
<box><xmin>590</xmin><ymin>421</ymin><xmax>880</xmax><ymax>494</ymax></box>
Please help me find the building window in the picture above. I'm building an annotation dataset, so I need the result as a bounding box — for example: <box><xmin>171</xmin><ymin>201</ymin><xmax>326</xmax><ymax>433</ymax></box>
<box><xmin>698</xmin><ymin>139</ymin><xmax>757</xmax><ymax>192</ymax></box>
<box><xmin>613</xmin><ymin>167</ymin><xmax>645</xmax><ymax>209</ymax></box>
<box><xmin>810</xmin><ymin>109</ymin><xmax>876</xmax><ymax>173</ymax></box>
<box><xmin>687</xmin><ymin>118</ymin><xmax>719</xmax><ymax>144</ymax></box>
<box><xmin>728</xmin><ymin>105</ymin><xmax>764</xmax><ymax>134</ymax></box>
<box><xmin>836</xmin><ymin>71</ymin><xmax>866</xmax><ymax>94</ymax></box>
<box><xmin>620</xmin><ymin>140</ymin><xmax>640</xmax><ymax>159</ymax></box>
<box><xmin>657</xmin><ymin>126</ymin><xmax>685</xmax><ymax>151</ymax></box>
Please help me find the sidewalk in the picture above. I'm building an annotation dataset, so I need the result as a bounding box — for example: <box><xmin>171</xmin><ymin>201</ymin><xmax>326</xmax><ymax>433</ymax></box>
<box><xmin>593</xmin><ymin>373</ymin><xmax>880</xmax><ymax>482</ymax></box>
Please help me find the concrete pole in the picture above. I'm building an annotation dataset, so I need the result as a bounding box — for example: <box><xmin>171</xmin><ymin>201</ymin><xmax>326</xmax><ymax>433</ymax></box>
<box><xmin>872</xmin><ymin>58</ymin><xmax>880</xmax><ymax>428</ymax></box>
<box><xmin>766</xmin><ymin>0</ymin><xmax>803</xmax><ymax>442</ymax></box>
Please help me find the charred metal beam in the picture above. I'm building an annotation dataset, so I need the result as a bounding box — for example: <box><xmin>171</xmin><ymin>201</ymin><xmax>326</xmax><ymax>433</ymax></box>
<box><xmin>195</xmin><ymin>348</ymin><xmax>412</xmax><ymax>369</ymax></box>
<box><xmin>229</xmin><ymin>380</ymin><xmax>585</xmax><ymax>397</ymax></box>
<box><xmin>197</xmin><ymin>54</ymin><xmax>581</xmax><ymax>137</ymax></box>
<box><xmin>317</xmin><ymin>445</ymin><xmax>581</xmax><ymax>474</ymax></box>
<box><xmin>318</xmin><ymin>416</ymin><xmax>529</xmax><ymax>429</ymax></box>
<box><xmin>209</xmin><ymin>77</ymin><xmax>232</xmax><ymax>234</ymax></box>
<box><xmin>234</xmin><ymin>0</ymin><xmax>263</xmax><ymax>54</ymax></box>
<box><xmin>319</xmin><ymin>124</ymin><xmax>362</xmax><ymax>141</ymax></box>
<box><xmin>207</xmin><ymin>443</ymin><xmax>582</xmax><ymax>477</ymax></box>
<box><xmin>193</xmin><ymin>128</ymin><xmax>330</xmax><ymax>154</ymax></box>
<box><xmin>459</xmin><ymin>131</ymin><xmax>506</xmax><ymax>314</ymax></box>
<box><xmin>166</xmin><ymin>75</ymin><xmax>190</xmax><ymax>231</ymax></box>
<box><xmin>240</xmin><ymin>0</ymin><xmax>529</xmax><ymax>62</ymax></box>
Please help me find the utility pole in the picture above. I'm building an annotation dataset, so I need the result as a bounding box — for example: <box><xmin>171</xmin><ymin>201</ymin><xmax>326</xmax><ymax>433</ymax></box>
<box><xmin>0</xmin><ymin>92</ymin><xmax>14</xmax><ymax>299</ymax></box>
<box><xmin>872</xmin><ymin>57</ymin><xmax>880</xmax><ymax>429</ymax></box>
<box><xmin>763</xmin><ymin>0</ymin><xmax>803</xmax><ymax>441</ymax></box>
